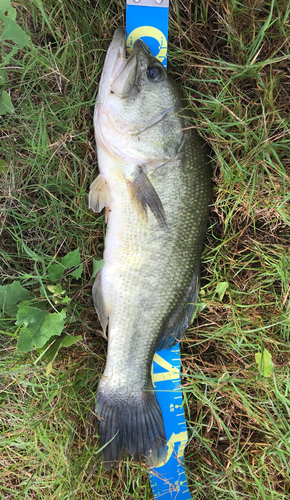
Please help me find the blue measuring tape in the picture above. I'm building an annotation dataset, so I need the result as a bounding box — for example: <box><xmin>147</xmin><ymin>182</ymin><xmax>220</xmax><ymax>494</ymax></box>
<box><xmin>126</xmin><ymin>2</ymin><xmax>191</xmax><ymax>498</ymax></box>
<box><xmin>151</xmin><ymin>345</ymin><xmax>191</xmax><ymax>499</ymax></box>
<box><xmin>126</xmin><ymin>0</ymin><xmax>169</xmax><ymax>67</ymax></box>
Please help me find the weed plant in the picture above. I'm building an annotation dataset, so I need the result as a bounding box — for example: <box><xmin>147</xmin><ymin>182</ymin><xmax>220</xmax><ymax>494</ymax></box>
<box><xmin>0</xmin><ymin>0</ymin><xmax>290</xmax><ymax>498</ymax></box>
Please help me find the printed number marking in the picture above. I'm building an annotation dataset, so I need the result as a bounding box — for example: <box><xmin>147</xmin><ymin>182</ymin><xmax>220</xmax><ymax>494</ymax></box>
<box><xmin>154</xmin><ymin>431</ymin><xmax>188</xmax><ymax>467</ymax></box>
<box><xmin>152</xmin><ymin>352</ymin><xmax>180</xmax><ymax>385</ymax></box>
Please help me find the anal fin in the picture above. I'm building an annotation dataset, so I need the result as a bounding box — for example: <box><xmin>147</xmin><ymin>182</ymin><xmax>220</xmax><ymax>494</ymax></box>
<box><xmin>92</xmin><ymin>270</ymin><xmax>109</xmax><ymax>338</ymax></box>
<box><xmin>126</xmin><ymin>167</ymin><xmax>167</xmax><ymax>229</ymax></box>
<box><xmin>89</xmin><ymin>174</ymin><xmax>112</xmax><ymax>213</ymax></box>
<box><xmin>156</xmin><ymin>268</ymin><xmax>200</xmax><ymax>351</ymax></box>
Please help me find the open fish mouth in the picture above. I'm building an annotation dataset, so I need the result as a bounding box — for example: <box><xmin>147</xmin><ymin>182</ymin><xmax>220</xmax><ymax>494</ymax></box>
<box><xmin>109</xmin><ymin>28</ymin><xmax>127</xmax><ymax>81</ymax></box>
<box><xmin>97</xmin><ymin>29</ymin><xmax>150</xmax><ymax>104</ymax></box>
<box><xmin>106</xmin><ymin>29</ymin><xmax>154</xmax><ymax>97</ymax></box>
<box><xmin>96</xmin><ymin>29</ymin><xmax>127</xmax><ymax>100</ymax></box>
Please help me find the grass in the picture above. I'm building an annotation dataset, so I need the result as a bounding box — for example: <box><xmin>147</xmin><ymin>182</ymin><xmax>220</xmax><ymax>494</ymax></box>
<box><xmin>0</xmin><ymin>0</ymin><xmax>290</xmax><ymax>498</ymax></box>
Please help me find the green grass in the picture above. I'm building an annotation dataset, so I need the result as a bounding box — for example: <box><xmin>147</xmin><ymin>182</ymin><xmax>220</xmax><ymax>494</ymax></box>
<box><xmin>1</xmin><ymin>0</ymin><xmax>290</xmax><ymax>498</ymax></box>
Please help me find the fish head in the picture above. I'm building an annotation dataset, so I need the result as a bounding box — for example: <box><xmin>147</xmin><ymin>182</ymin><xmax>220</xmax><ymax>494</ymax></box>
<box><xmin>110</xmin><ymin>37</ymin><xmax>167</xmax><ymax>99</ymax></box>
<box><xmin>95</xmin><ymin>29</ymin><xmax>184</xmax><ymax>165</ymax></box>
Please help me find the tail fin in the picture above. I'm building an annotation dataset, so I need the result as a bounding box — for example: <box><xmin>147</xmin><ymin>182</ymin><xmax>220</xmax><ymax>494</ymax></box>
<box><xmin>96</xmin><ymin>388</ymin><xmax>167</xmax><ymax>471</ymax></box>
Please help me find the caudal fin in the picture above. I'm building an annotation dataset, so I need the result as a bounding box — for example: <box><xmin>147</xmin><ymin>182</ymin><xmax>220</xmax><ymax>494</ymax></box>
<box><xmin>96</xmin><ymin>388</ymin><xmax>167</xmax><ymax>471</ymax></box>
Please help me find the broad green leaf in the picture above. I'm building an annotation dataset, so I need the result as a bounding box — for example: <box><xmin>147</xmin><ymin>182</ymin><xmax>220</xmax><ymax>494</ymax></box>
<box><xmin>0</xmin><ymin>5</ymin><xmax>30</xmax><ymax>64</ymax></box>
<box><xmin>61</xmin><ymin>334</ymin><xmax>82</xmax><ymax>348</ymax></box>
<box><xmin>47</xmin><ymin>284</ymin><xmax>64</xmax><ymax>295</ymax></box>
<box><xmin>47</xmin><ymin>263</ymin><xmax>64</xmax><ymax>282</ymax></box>
<box><xmin>69</xmin><ymin>264</ymin><xmax>83</xmax><ymax>279</ymax></box>
<box><xmin>45</xmin><ymin>334</ymin><xmax>82</xmax><ymax>375</ymax></box>
<box><xmin>0</xmin><ymin>70</ymin><xmax>8</xmax><ymax>84</ymax></box>
<box><xmin>16</xmin><ymin>305</ymin><xmax>66</xmax><ymax>352</ymax></box>
<box><xmin>45</xmin><ymin>334</ymin><xmax>82</xmax><ymax>363</ymax></box>
<box><xmin>0</xmin><ymin>159</ymin><xmax>9</xmax><ymax>174</ymax></box>
<box><xmin>47</xmin><ymin>284</ymin><xmax>70</xmax><ymax>304</ymax></box>
<box><xmin>255</xmin><ymin>349</ymin><xmax>274</xmax><ymax>377</ymax></box>
<box><xmin>0</xmin><ymin>0</ymin><xmax>17</xmax><ymax>20</ymax></box>
<box><xmin>0</xmin><ymin>12</ymin><xmax>29</xmax><ymax>44</ymax></box>
<box><xmin>0</xmin><ymin>281</ymin><xmax>30</xmax><ymax>316</ymax></box>
<box><xmin>197</xmin><ymin>301</ymin><xmax>208</xmax><ymax>313</ymax></box>
<box><xmin>0</xmin><ymin>90</ymin><xmax>14</xmax><ymax>115</ymax></box>
<box><xmin>45</xmin><ymin>361</ymin><xmax>55</xmax><ymax>376</ymax></box>
<box><xmin>16</xmin><ymin>304</ymin><xmax>46</xmax><ymax>327</ymax></box>
<box><xmin>215</xmin><ymin>281</ymin><xmax>229</xmax><ymax>301</ymax></box>
<box><xmin>92</xmin><ymin>258</ymin><xmax>104</xmax><ymax>278</ymax></box>
<box><xmin>48</xmin><ymin>250</ymin><xmax>82</xmax><ymax>281</ymax></box>
<box><xmin>59</xmin><ymin>295</ymin><xmax>70</xmax><ymax>304</ymax></box>
<box><xmin>61</xmin><ymin>248</ymin><xmax>80</xmax><ymax>269</ymax></box>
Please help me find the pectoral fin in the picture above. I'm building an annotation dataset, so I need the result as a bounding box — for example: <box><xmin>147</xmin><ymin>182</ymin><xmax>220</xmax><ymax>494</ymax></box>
<box><xmin>126</xmin><ymin>167</ymin><xmax>166</xmax><ymax>228</ymax></box>
<box><xmin>89</xmin><ymin>174</ymin><xmax>112</xmax><ymax>213</ymax></box>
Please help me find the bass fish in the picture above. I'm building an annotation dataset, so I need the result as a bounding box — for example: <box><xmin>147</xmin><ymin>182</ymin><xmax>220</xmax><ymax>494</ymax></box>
<box><xmin>89</xmin><ymin>28</ymin><xmax>212</xmax><ymax>471</ymax></box>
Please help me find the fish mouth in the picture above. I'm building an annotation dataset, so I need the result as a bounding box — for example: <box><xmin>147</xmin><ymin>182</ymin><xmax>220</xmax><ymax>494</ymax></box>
<box><xmin>106</xmin><ymin>28</ymin><xmax>127</xmax><ymax>83</ymax></box>
<box><xmin>112</xmin><ymin>29</ymin><xmax>153</xmax><ymax>73</ymax></box>
<box><xmin>98</xmin><ymin>29</ymin><xmax>154</xmax><ymax>101</ymax></box>
<box><xmin>110</xmin><ymin>34</ymin><xmax>153</xmax><ymax>98</ymax></box>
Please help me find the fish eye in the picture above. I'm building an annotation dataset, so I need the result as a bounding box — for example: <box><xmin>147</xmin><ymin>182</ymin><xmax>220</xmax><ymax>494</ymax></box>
<box><xmin>147</xmin><ymin>65</ymin><xmax>164</xmax><ymax>82</ymax></box>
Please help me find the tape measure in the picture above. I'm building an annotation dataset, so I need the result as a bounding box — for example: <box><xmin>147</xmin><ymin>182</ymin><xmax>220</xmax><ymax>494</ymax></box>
<box><xmin>126</xmin><ymin>2</ymin><xmax>191</xmax><ymax>498</ymax></box>
<box><xmin>151</xmin><ymin>344</ymin><xmax>191</xmax><ymax>499</ymax></box>
<box><xmin>126</xmin><ymin>0</ymin><xmax>169</xmax><ymax>67</ymax></box>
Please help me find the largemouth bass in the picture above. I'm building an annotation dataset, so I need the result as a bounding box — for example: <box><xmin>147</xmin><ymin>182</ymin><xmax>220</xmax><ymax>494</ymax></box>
<box><xmin>89</xmin><ymin>28</ymin><xmax>212</xmax><ymax>471</ymax></box>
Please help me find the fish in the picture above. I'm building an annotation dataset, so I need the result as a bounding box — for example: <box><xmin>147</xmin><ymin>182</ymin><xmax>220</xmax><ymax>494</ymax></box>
<box><xmin>89</xmin><ymin>28</ymin><xmax>212</xmax><ymax>471</ymax></box>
